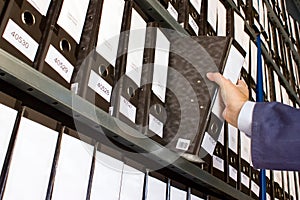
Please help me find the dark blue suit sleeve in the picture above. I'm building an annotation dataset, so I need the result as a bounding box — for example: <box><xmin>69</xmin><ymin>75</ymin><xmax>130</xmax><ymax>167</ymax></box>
<box><xmin>251</xmin><ymin>102</ymin><xmax>300</xmax><ymax>171</ymax></box>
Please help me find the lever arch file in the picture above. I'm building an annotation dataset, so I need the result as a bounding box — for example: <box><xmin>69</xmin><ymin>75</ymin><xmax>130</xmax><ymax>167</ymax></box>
<box><xmin>36</xmin><ymin>0</ymin><xmax>90</xmax><ymax>88</ymax></box>
<box><xmin>71</xmin><ymin>0</ymin><xmax>125</xmax><ymax>113</ymax></box>
<box><xmin>0</xmin><ymin>0</ymin><xmax>54</xmax><ymax>66</ymax></box>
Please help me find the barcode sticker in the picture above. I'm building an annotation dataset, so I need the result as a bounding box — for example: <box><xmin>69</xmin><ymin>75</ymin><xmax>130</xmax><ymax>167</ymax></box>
<box><xmin>149</xmin><ymin>114</ymin><xmax>163</xmax><ymax>138</ymax></box>
<box><xmin>251</xmin><ymin>181</ymin><xmax>260</xmax><ymax>196</ymax></box>
<box><xmin>176</xmin><ymin>138</ymin><xmax>190</xmax><ymax>151</ymax></box>
<box><xmin>2</xmin><ymin>19</ymin><xmax>39</xmax><ymax>62</ymax></box>
<box><xmin>201</xmin><ymin>132</ymin><xmax>217</xmax><ymax>156</ymax></box>
<box><xmin>229</xmin><ymin>165</ymin><xmax>237</xmax><ymax>181</ymax></box>
<box><xmin>45</xmin><ymin>45</ymin><xmax>74</xmax><ymax>83</ymax></box>
<box><xmin>189</xmin><ymin>15</ymin><xmax>199</xmax><ymax>35</ymax></box>
<box><xmin>167</xmin><ymin>3</ymin><xmax>178</xmax><ymax>20</ymax></box>
<box><xmin>213</xmin><ymin>155</ymin><xmax>224</xmax><ymax>172</ymax></box>
<box><xmin>88</xmin><ymin>70</ymin><xmax>112</xmax><ymax>102</ymax></box>
<box><xmin>241</xmin><ymin>172</ymin><xmax>250</xmax><ymax>188</ymax></box>
<box><xmin>119</xmin><ymin>96</ymin><xmax>136</xmax><ymax>123</ymax></box>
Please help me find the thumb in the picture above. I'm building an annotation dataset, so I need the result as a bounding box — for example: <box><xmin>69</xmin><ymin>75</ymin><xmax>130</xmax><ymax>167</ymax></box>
<box><xmin>206</xmin><ymin>72</ymin><xmax>227</xmax><ymax>89</ymax></box>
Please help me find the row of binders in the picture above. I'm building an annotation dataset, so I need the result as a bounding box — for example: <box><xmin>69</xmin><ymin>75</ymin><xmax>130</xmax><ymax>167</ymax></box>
<box><xmin>0</xmin><ymin>0</ymin><xmax>250</xmax><ymax>163</ymax></box>
<box><xmin>0</xmin><ymin>91</ymin><xmax>214</xmax><ymax>200</ymax></box>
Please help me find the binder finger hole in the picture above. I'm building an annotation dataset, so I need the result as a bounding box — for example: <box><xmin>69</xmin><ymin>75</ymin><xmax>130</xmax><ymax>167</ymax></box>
<box><xmin>60</xmin><ymin>39</ymin><xmax>71</xmax><ymax>52</ymax></box>
<box><xmin>98</xmin><ymin>65</ymin><xmax>108</xmax><ymax>77</ymax></box>
<box><xmin>21</xmin><ymin>11</ymin><xmax>35</xmax><ymax>26</ymax></box>
<box><xmin>127</xmin><ymin>86</ymin><xmax>135</xmax><ymax>98</ymax></box>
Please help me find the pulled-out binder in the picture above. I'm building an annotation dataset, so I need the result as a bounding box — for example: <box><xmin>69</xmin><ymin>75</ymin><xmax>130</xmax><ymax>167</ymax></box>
<box><xmin>161</xmin><ymin>36</ymin><xmax>232</xmax><ymax>163</ymax></box>
<box><xmin>0</xmin><ymin>0</ymin><xmax>54</xmax><ymax>66</ymax></box>
<box><xmin>111</xmin><ymin>0</ymin><xmax>149</xmax><ymax>129</ymax></box>
<box><xmin>35</xmin><ymin>0</ymin><xmax>90</xmax><ymax>89</ymax></box>
<box><xmin>71</xmin><ymin>0</ymin><xmax>125</xmax><ymax>113</ymax></box>
<box><xmin>177</xmin><ymin>0</ymin><xmax>203</xmax><ymax>36</ymax></box>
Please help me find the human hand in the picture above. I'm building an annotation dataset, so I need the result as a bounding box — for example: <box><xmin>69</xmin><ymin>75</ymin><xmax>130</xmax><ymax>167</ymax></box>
<box><xmin>206</xmin><ymin>72</ymin><xmax>249</xmax><ymax>127</ymax></box>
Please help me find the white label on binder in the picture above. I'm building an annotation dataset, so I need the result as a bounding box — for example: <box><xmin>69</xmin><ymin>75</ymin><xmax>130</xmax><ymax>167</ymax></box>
<box><xmin>45</xmin><ymin>45</ymin><xmax>74</xmax><ymax>83</ymax></box>
<box><xmin>27</xmin><ymin>0</ymin><xmax>51</xmax><ymax>16</ymax></box>
<box><xmin>190</xmin><ymin>0</ymin><xmax>202</xmax><ymax>14</ymax></box>
<box><xmin>90</xmin><ymin>151</ymin><xmax>123</xmax><ymax>200</ymax></box>
<box><xmin>167</xmin><ymin>3</ymin><xmax>178</xmax><ymax>20</ymax></box>
<box><xmin>57</xmin><ymin>0</ymin><xmax>90</xmax><ymax>43</ymax></box>
<box><xmin>71</xmin><ymin>82</ymin><xmax>79</xmax><ymax>94</ymax></box>
<box><xmin>170</xmin><ymin>186</ymin><xmax>187</xmax><ymax>200</ymax></box>
<box><xmin>252</xmin><ymin>0</ymin><xmax>259</xmax><ymax>12</ymax></box>
<box><xmin>201</xmin><ymin>132</ymin><xmax>217</xmax><ymax>156</ymax></box>
<box><xmin>51</xmin><ymin>133</ymin><xmax>93</xmax><ymax>200</ymax></box>
<box><xmin>207</xmin><ymin>0</ymin><xmax>218</xmax><ymax>31</ymax></box>
<box><xmin>267</xmin><ymin>194</ymin><xmax>271</xmax><ymax>200</ymax></box>
<box><xmin>241</xmin><ymin>172</ymin><xmax>250</xmax><ymax>188</ymax></box>
<box><xmin>88</xmin><ymin>70</ymin><xmax>112</xmax><ymax>102</ymax></box>
<box><xmin>241</xmin><ymin>132</ymin><xmax>251</xmax><ymax>162</ymax></box>
<box><xmin>213</xmin><ymin>155</ymin><xmax>224</xmax><ymax>172</ymax></box>
<box><xmin>3</xmin><ymin>117</ymin><xmax>58</xmax><ymax>200</ymax></box>
<box><xmin>223</xmin><ymin>45</ymin><xmax>245</xmax><ymax>83</ymax></box>
<box><xmin>251</xmin><ymin>181</ymin><xmax>260</xmax><ymax>196</ymax></box>
<box><xmin>147</xmin><ymin>176</ymin><xmax>166</xmax><ymax>200</ymax></box>
<box><xmin>96</xmin><ymin>0</ymin><xmax>124</xmax><ymax>66</ymax></box>
<box><xmin>229</xmin><ymin>165</ymin><xmax>237</xmax><ymax>181</ymax></box>
<box><xmin>217</xmin><ymin>1</ymin><xmax>226</xmax><ymax>36</ymax></box>
<box><xmin>228</xmin><ymin>125</ymin><xmax>238</xmax><ymax>153</ymax></box>
<box><xmin>125</xmin><ymin>9</ymin><xmax>146</xmax><ymax>87</ymax></box>
<box><xmin>119</xmin><ymin>165</ymin><xmax>145</xmax><ymax>200</ymax></box>
<box><xmin>189</xmin><ymin>15</ymin><xmax>199</xmax><ymax>35</ymax></box>
<box><xmin>149</xmin><ymin>114</ymin><xmax>163</xmax><ymax>138</ymax></box>
<box><xmin>191</xmin><ymin>195</ymin><xmax>205</xmax><ymax>200</ymax></box>
<box><xmin>217</xmin><ymin>125</ymin><xmax>224</xmax><ymax>144</ymax></box>
<box><xmin>152</xmin><ymin>29</ymin><xmax>169</xmax><ymax>103</ymax></box>
<box><xmin>176</xmin><ymin>138</ymin><xmax>190</xmax><ymax>151</ymax></box>
<box><xmin>0</xmin><ymin>104</ymin><xmax>17</xmax><ymax>173</ymax></box>
<box><xmin>289</xmin><ymin>171</ymin><xmax>296</xmax><ymax>197</ymax></box>
<box><xmin>2</xmin><ymin>19</ymin><xmax>38</xmax><ymax>62</ymax></box>
<box><xmin>120</xmin><ymin>96</ymin><xmax>136</xmax><ymax>123</ymax></box>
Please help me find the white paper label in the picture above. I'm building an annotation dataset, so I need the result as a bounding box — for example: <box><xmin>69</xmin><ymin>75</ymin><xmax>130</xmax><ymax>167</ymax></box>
<box><xmin>228</xmin><ymin>125</ymin><xmax>238</xmax><ymax>153</ymax></box>
<box><xmin>190</xmin><ymin>0</ymin><xmax>202</xmax><ymax>14</ymax></box>
<box><xmin>152</xmin><ymin>29</ymin><xmax>169</xmax><ymax>103</ymax></box>
<box><xmin>251</xmin><ymin>181</ymin><xmax>260</xmax><ymax>196</ymax></box>
<box><xmin>120</xmin><ymin>96</ymin><xmax>136</xmax><ymax>123</ymax></box>
<box><xmin>189</xmin><ymin>15</ymin><xmax>199</xmax><ymax>35</ymax></box>
<box><xmin>27</xmin><ymin>0</ymin><xmax>51</xmax><ymax>16</ymax></box>
<box><xmin>57</xmin><ymin>0</ymin><xmax>90</xmax><ymax>43</ymax></box>
<box><xmin>125</xmin><ymin>9</ymin><xmax>146</xmax><ymax>87</ymax></box>
<box><xmin>207</xmin><ymin>0</ymin><xmax>218</xmax><ymax>31</ymax></box>
<box><xmin>88</xmin><ymin>70</ymin><xmax>112</xmax><ymax>102</ymax></box>
<box><xmin>2</xmin><ymin>19</ymin><xmax>39</xmax><ymax>62</ymax></box>
<box><xmin>201</xmin><ymin>132</ymin><xmax>217</xmax><ymax>156</ymax></box>
<box><xmin>223</xmin><ymin>45</ymin><xmax>245</xmax><ymax>83</ymax></box>
<box><xmin>71</xmin><ymin>82</ymin><xmax>79</xmax><ymax>94</ymax></box>
<box><xmin>167</xmin><ymin>3</ymin><xmax>178</xmax><ymax>20</ymax></box>
<box><xmin>213</xmin><ymin>155</ymin><xmax>224</xmax><ymax>172</ymax></box>
<box><xmin>96</xmin><ymin>0</ymin><xmax>124</xmax><ymax>66</ymax></box>
<box><xmin>267</xmin><ymin>194</ymin><xmax>271</xmax><ymax>200</ymax></box>
<box><xmin>45</xmin><ymin>45</ymin><xmax>74</xmax><ymax>83</ymax></box>
<box><xmin>149</xmin><ymin>114</ymin><xmax>163</xmax><ymax>138</ymax></box>
<box><xmin>241</xmin><ymin>132</ymin><xmax>251</xmax><ymax>162</ymax></box>
<box><xmin>176</xmin><ymin>138</ymin><xmax>190</xmax><ymax>151</ymax></box>
<box><xmin>217</xmin><ymin>1</ymin><xmax>227</xmax><ymax>36</ymax></box>
<box><xmin>147</xmin><ymin>176</ymin><xmax>166</xmax><ymax>200</ymax></box>
<box><xmin>241</xmin><ymin>172</ymin><xmax>250</xmax><ymax>188</ymax></box>
<box><xmin>229</xmin><ymin>165</ymin><xmax>237</xmax><ymax>181</ymax></box>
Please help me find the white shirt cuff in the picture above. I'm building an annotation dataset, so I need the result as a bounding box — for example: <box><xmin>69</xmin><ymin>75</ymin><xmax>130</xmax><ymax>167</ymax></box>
<box><xmin>238</xmin><ymin>101</ymin><xmax>256</xmax><ymax>137</ymax></box>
